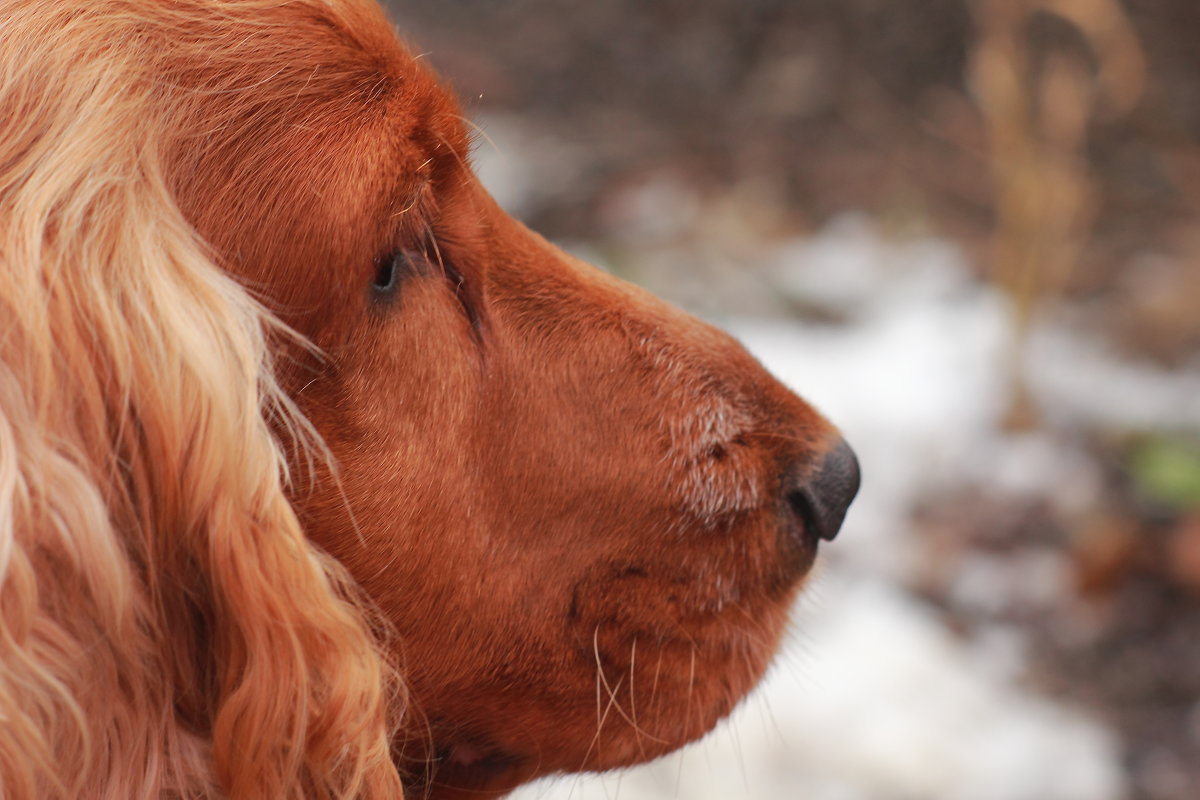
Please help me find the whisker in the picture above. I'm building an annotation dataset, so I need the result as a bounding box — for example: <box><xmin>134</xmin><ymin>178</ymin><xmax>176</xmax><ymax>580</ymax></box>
<box><xmin>628</xmin><ymin>636</ymin><xmax>645</xmax><ymax>760</ymax></box>
<box><xmin>423</xmin><ymin>222</ymin><xmax>446</xmax><ymax>278</ymax></box>
<box><xmin>650</xmin><ymin>640</ymin><xmax>666</xmax><ymax>712</ymax></box>
<box><xmin>455</xmin><ymin>114</ymin><xmax>501</xmax><ymax>158</ymax></box>
<box><xmin>579</xmin><ymin>626</ymin><xmax>614</xmax><ymax>772</ymax></box>
<box><xmin>432</xmin><ymin>129</ymin><xmax>473</xmax><ymax>175</ymax></box>
<box><xmin>390</xmin><ymin>176</ymin><xmax>429</xmax><ymax>219</ymax></box>
<box><xmin>592</xmin><ymin>628</ymin><xmax>663</xmax><ymax>743</ymax></box>
<box><xmin>726</xmin><ymin>603</ymin><xmax>778</xmax><ymax>653</ymax></box>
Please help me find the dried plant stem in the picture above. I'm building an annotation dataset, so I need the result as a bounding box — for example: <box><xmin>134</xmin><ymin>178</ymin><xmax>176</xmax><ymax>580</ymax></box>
<box><xmin>968</xmin><ymin>0</ymin><xmax>1145</xmax><ymax>429</ymax></box>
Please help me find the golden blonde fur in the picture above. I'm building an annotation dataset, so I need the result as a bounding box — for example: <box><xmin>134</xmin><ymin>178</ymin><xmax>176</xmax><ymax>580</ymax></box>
<box><xmin>0</xmin><ymin>1</ymin><xmax>402</xmax><ymax>796</ymax></box>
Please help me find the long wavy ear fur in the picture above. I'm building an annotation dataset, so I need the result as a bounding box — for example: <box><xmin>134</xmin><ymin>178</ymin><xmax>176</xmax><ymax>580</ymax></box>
<box><xmin>0</xmin><ymin>1</ymin><xmax>403</xmax><ymax>796</ymax></box>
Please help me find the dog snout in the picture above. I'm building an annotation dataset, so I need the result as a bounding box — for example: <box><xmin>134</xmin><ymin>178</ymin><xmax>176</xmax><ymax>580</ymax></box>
<box><xmin>786</xmin><ymin>437</ymin><xmax>860</xmax><ymax>543</ymax></box>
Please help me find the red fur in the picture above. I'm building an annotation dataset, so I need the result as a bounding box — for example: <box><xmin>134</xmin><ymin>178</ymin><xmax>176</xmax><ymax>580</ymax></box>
<box><xmin>0</xmin><ymin>1</ymin><xmax>849</xmax><ymax>797</ymax></box>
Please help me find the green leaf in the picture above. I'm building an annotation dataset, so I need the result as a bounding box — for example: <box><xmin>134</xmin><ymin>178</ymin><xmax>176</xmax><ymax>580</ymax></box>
<box><xmin>1131</xmin><ymin>436</ymin><xmax>1200</xmax><ymax>510</ymax></box>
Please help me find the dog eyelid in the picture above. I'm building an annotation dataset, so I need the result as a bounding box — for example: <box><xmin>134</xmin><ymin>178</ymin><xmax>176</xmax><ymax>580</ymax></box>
<box><xmin>372</xmin><ymin>253</ymin><xmax>400</xmax><ymax>293</ymax></box>
<box><xmin>370</xmin><ymin>248</ymin><xmax>476</xmax><ymax>333</ymax></box>
<box><xmin>372</xmin><ymin>250</ymin><xmax>420</xmax><ymax>297</ymax></box>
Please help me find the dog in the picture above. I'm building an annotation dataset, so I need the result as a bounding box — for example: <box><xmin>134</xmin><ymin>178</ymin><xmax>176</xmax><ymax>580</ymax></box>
<box><xmin>0</xmin><ymin>1</ymin><xmax>859</xmax><ymax>797</ymax></box>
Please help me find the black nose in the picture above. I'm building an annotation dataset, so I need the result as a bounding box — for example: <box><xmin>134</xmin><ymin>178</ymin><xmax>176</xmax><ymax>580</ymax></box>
<box><xmin>787</xmin><ymin>438</ymin><xmax>860</xmax><ymax>542</ymax></box>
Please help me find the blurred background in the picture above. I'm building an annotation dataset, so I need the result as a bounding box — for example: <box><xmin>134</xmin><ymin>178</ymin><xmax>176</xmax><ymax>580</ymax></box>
<box><xmin>384</xmin><ymin>2</ymin><xmax>1200</xmax><ymax>798</ymax></box>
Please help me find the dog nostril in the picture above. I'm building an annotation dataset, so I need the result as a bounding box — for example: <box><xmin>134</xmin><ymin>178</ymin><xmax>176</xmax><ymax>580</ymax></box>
<box><xmin>787</xmin><ymin>438</ymin><xmax>861</xmax><ymax>542</ymax></box>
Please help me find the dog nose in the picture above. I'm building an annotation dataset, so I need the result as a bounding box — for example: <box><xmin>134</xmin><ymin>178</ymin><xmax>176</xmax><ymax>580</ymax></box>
<box><xmin>787</xmin><ymin>438</ymin><xmax>860</xmax><ymax>542</ymax></box>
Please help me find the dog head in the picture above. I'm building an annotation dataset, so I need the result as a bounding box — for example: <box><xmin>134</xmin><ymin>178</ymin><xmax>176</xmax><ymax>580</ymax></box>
<box><xmin>0</xmin><ymin>1</ymin><xmax>858</xmax><ymax>798</ymax></box>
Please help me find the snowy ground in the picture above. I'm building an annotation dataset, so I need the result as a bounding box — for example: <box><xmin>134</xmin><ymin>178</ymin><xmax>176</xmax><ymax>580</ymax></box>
<box><xmin>474</xmin><ymin>120</ymin><xmax>1200</xmax><ymax>800</ymax></box>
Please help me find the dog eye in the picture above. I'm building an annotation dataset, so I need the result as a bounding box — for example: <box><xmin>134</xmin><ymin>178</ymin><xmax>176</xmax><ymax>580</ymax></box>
<box><xmin>370</xmin><ymin>249</ymin><xmax>478</xmax><ymax>337</ymax></box>
<box><xmin>372</xmin><ymin>251</ymin><xmax>406</xmax><ymax>294</ymax></box>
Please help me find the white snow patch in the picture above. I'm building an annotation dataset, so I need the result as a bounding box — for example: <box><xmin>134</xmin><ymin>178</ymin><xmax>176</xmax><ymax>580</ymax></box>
<box><xmin>1026</xmin><ymin>325</ymin><xmax>1200</xmax><ymax>431</ymax></box>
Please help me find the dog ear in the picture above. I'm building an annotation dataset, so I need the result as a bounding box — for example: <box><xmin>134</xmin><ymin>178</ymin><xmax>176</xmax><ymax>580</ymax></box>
<box><xmin>0</xmin><ymin>3</ymin><xmax>404</xmax><ymax>796</ymax></box>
